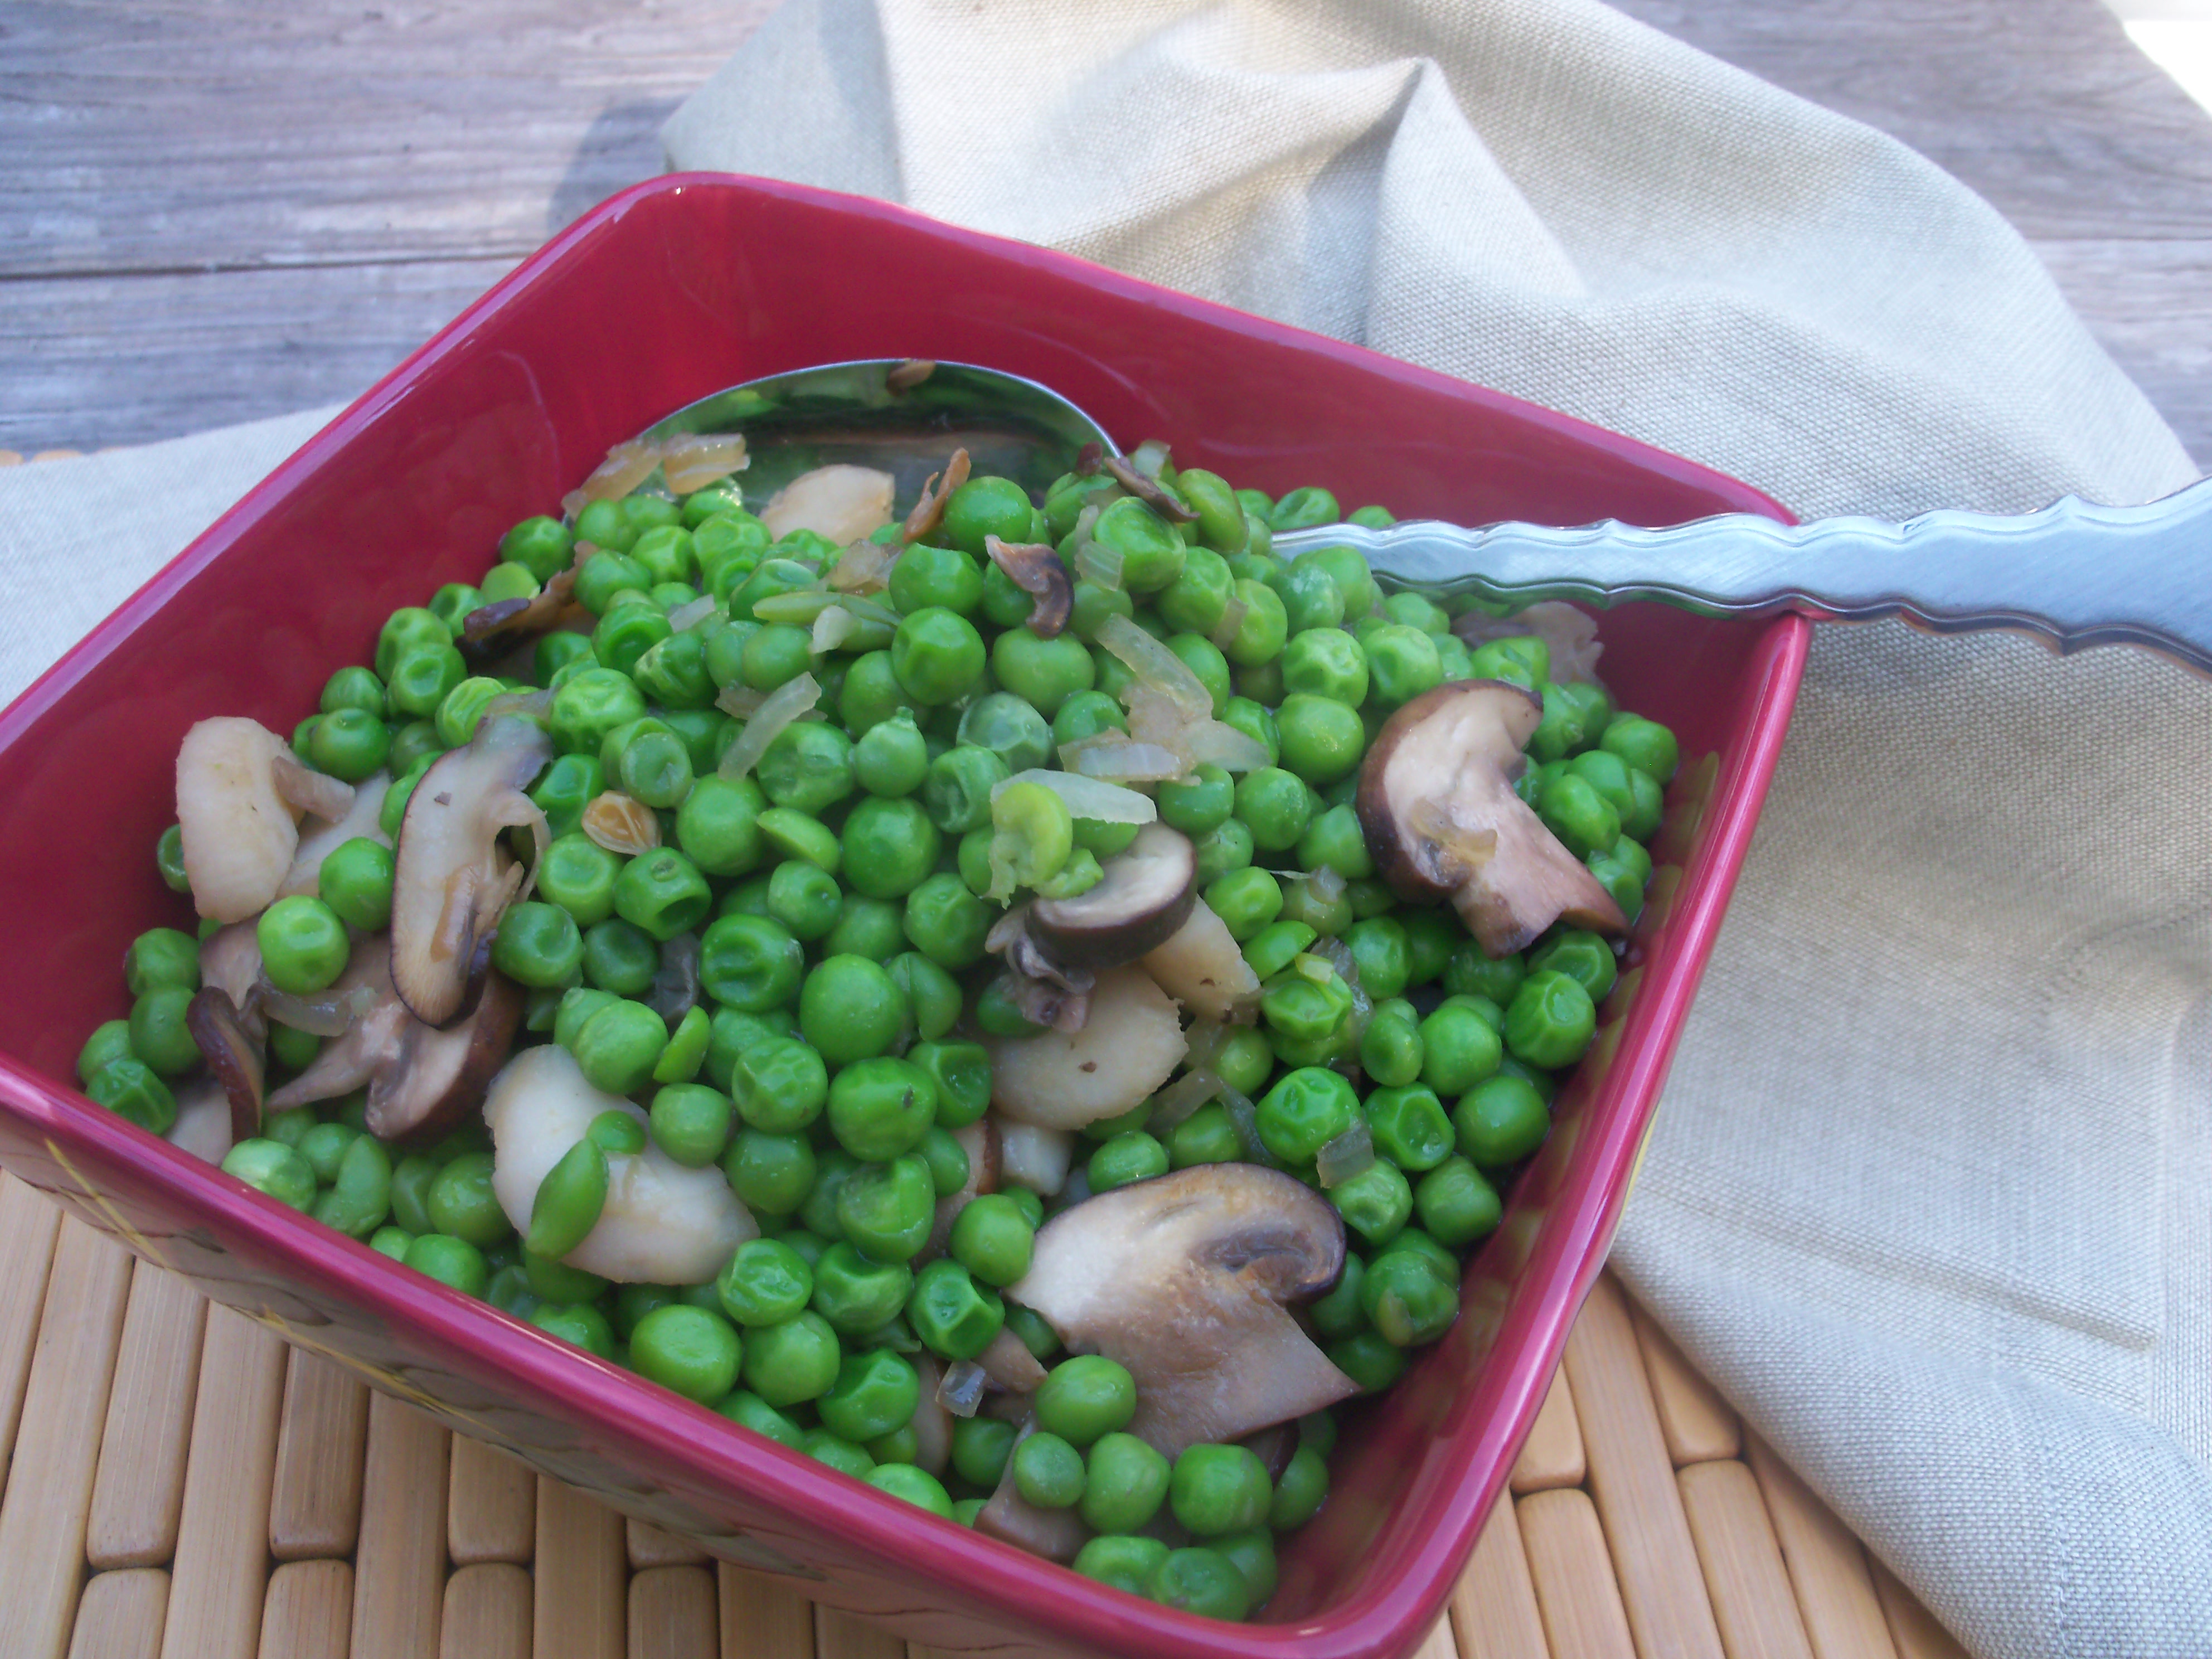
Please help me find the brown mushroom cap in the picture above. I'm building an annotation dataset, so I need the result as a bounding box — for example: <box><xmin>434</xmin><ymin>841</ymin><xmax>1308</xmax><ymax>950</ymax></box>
<box><xmin>186</xmin><ymin>987</ymin><xmax>267</xmax><ymax>1145</ymax></box>
<box><xmin>1027</xmin><ymin>823</ymin><xmax>1196</xmax><ymax>971</ymax></box>
<box><xmin>1005</xmin><ymin>1163</ymin><xmax>1356</xmax><ymax>1458</ymax></box>
<box><xmin>389</xmin><ymin>716</ymin><xmax>552</xmax><ymax>1026</ymax></box>
<box><xmin>265</xmin><ymin>935</ymin><xmax>522</xmax><ymax>1146</ymax></box>
<box><xmin>1357</xmin><ymin>680</ymin><xmax>1626</xmax><ymax>956</ymax></box>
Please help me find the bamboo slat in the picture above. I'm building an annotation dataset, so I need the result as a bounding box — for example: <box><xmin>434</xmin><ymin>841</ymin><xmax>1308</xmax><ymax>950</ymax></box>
<box><xmin>0</xmin><ymin>1219</ymin><xmax>135</xmax><ymax>1659</ymax></box>
<box><xmin>1509</xmin><ymin>1369</ymin><xmax>1587</xmax><ymax>1494</ymax></box>
<box><xmin>442</xmin><ymin>1564</ymin><xmax>533</xmax><ymax>1659</ymax></box>
<box><xmin>1631</xmin><ymin>1307</ymin><xmax>1742</xmax><ymax>1467</ymax></box>
<box><xmin>628</xmin><ymin>1519</ymin><xmax>711</xmax><ymax>1569</ymax></box>
<box><xmin>1678</xmin><ymin>1459</ymin><xmax>1815</xmax><ymax>1659</ymax></box>
<box><xmin>1744</xmin><ymin>1435</ymin><xmax>1898</xmax><ymax>1659</ymax></box>
<box><xmin>813</xmin><ymin>1605</ymin><xmax>903</xmax><ymax>1659</ymax></box>
<box><xmin>718</xmin><ymin>1565</ymin><xmax>818</xmax><ymax>1659</ymax></box>
<box><xmin>0</xmin><ymin>1174</ymin><xmax>65</xmax><ymax>1474</ymax></box>
<box><xmin>349</xmin><ymin>1392</ymin><xmax>449</xmax><ymax>1659</ymax></box>
<box><xmin>535</xmin><ymin>1478</ymin><xmax>627</xmax><ymax>1659</ymax></box>
<box><xmin>86</xmin><ymin>1259</ymin><xmax>206</xmax><ymax>1568</ymax></box>
<box><xmin>1408</xmin><ymin>1613</ymin><xmax>1459</xmax><ymax>1659</ymax></box>
<box><xmin>1452</xmin><ymin>1495</ymin><xmax>1549</xmax><ymax>1659</ymax></box>
<box><xmin>1867</xmin><ymin>1559</ymin><xmax>1972</xmax><ymax>1659</ymax></box>
<box><xmin>450</xmin><ymin>1434</ymin><xmax>538</xmax><ymax>1565</ymax></box>
<box><xmin>1561</xmin><ymin>1276</ymin><xmax>1725</xmax><ymax>1659</ymax></box>
<box><xmin>629</xmin><ymin>1565</ymin><xmax>719</xmax><ymax>1657</ymax></box>
<box><xmin>67</xmin><ymin>1569</ymin><xmax>169</xmax><ymax>1659</ymax></box>
<box><xmin>161</xmin><ymin>1305</ymin><xmax>290</xmax><ymax>1659</ymax></box>
<box><xmin>258</xmin><ymin>1559</ymin><xmax>353</xmax><ymax>1659</ymax></box>
<box><xmin>1517</xmin><ymin>1490</ymin><xmax>1637</xmax><ymax>1659</ymax></box>
<box><xmin>268</xmin><ymin>1350</ymin><xmax>370</xmax><ymax>1560</ymax></box>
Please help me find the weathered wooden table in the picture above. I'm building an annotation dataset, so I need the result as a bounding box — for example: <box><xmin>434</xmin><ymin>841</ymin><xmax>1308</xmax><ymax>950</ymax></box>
<box><xmin>1</xmin><ymin>3</ymin><xmax>2204</xmax><ymax>1655</ymax></box>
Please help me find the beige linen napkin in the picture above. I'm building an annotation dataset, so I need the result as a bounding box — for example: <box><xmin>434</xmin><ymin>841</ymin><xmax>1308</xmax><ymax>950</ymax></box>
<box><xmin>666</xmin><ymin>3</ymin><xmax>2212</xmax><ymax>1657</ymax></box>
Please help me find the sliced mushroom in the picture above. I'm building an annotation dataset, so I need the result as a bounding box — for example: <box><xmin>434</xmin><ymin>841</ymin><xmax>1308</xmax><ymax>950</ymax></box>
<box><xmin>389</xmin><ymin>716</ymin><xmax>552</xmax><ymax>1026</ymax></box>
<box><xmin>167</xmin><ymin>1077</ymin><xmax>237</xmax><ymax>1165</ymax></box>
<box><xmin>760</xmin><ymin>464</ymin><xmax>896</xmax><ymax>545</ymax></box>
<box><xmin>924</xmin><ymin>1117</ymin><xmax>1001</xmax><ymax>1259</ymax></box>
<box><xmin>186</xmin><ymin>988</ymin><xmax>266</xmax><ymax>1144</ymax></box>
<box><xmin>483</xmin><ymin>1044</ymin><xmax>756</xmax><ymax>1283</ymax></box>
<box><xmin>976</xmin><ymin>1420</ymin><xmax>1091</xmax><ymax>1563</ymax></box>
<box><xmin>1239</xmin><ymin>1423</ymin><xmax>1298</xmax><ymax>1484</ymax></box>
<box><xmin>908</xmin><ymin>1355</ymin><xmax>953</xmax><ymax>1476</ymax></box>
<box><xmin>901</xmin><ymin>448</ymin><xmax>972</xmax><ymax>544</ymax></box>
<box><xmin>174</xmin><ymin>717</ymin><xmax>309</xmax><ymax>921</ymax></box>
<box><xmin>1357</xmin><ymin>680</ymin><xmax>1626</xmax><ymax>955</ymax></box>
<box><xmin>275</xmin><ymin>770</ymin><xmax>392</xmax><ymax>900</ymax></box>
<box><xmin>1006</xmin><ymin>1164</ymin><xmax>1356</xmax><ymax>1458</ymax></box>
<box><xmin>1139</xmin><ymin>897</ymin><xmax>1260</xmax><ymax>1021</ymax></box>
<box><xmin>264</xmin><ymin>936</ymin><xmax>522</xmax><ymax>1145</ymax></box>
<box><xmin>1028</xmin><ymin>823</ymin><xmax>1196</xmax><ymax>971</ymax></box>
<box><xmin>459</xmin><ymin>565</ymin><xmax>588</xmax><ymax>668</ymax></box>
<box><xmin>1101</xmin><ymin>454</ymin><xmax>1197</xmax><ymax>524</ymax></box>
<box><xmin>988</xmin><ymin>966</ymin><xmax>1186</xmax><ymax>1133</ymax></box>
<box><xmin>996</xmin><ymin>1120</ymin><xmax>1076</xmax><ymax>1197</ymax></box>
<box><xmin>983</xmin><ymin>536</ymin><xmax>1074</xmax><ymax>639</ymax></box>
<box><xmin>198</xmin><ymin>923</ymin><xmax>268</xmax><ymax>1042</ymax></box>
<box><xmin>974</xmin><ymin>1323</ymin><xmax>1048</xmax><ymax>1394</ymax></box>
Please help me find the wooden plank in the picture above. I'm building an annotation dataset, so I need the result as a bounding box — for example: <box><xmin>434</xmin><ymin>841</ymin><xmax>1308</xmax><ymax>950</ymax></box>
<box><xmin>1630</xmin><ymin>1304</ymin><xmax>1740</xmax><ymax>1466</ymax></box>
<box><xmin>442</xmin><ymin>1564</ymin><xmax>533</xmax><ymax>1659</ymax></box>
<box><xmin>1517</xmin><ymin>1490</ymin><xmax>1637</xmax><ymax>1659</ymax></box>
<box><xmin>815</xmin><ymin>1606</ymin><xmax>903</xmax><ymax>1659</ymax></box>
<box><xmin>1509</xmin><ymin>1365</ymin><xmax>1587</xmax><ymax>1493</ymax></box>
<box><xmin>258</xmin><ymin>1560</ymin><xmax>353</xmax><ymax>1659</ymax></box>
<box><xmin>718</xmin><ymin>1564</ymin><xmax>817</xmax><ymax>1659</ymax></box>
<box><xmin>0</xmin><ymin>1176</ymin><xmax>65</xmax><ymax>1477</ymax></box>
<box><xmin>1561</xmin><ymin>1274</ymin><xmax>1725</xmax><ymax>1659</ymax></box>
<box><xmin>1405</xmin><ymin>1612</ymin><xmax>1458</xmax><ymax>1659</ymax></box>
<box><xmin>628</xmin><ymin>1518</ymin><xmax>711</xmax><ymax>1569</ymax></box>
<box><xmin>1678</xmin><ymin>1459</ymin><xmax>1816</xmax><ymax>1659</ymax></box>
<box><xmin>268</xmin><ymin>1347</ymin><xmax>370</xmax><ymax>1559</ymax></box>
<box><xmin>449</xmin><ymin>1434</ymin><xmax>537</xmax><ymax>1565</ymax></box>
<box><xmin>0</xmin><ymin>1217</ymin><xmax>135</xmax><ymax>1659</ymax></box>
<box><xmin>161</xmin><ymin>1304</ymin><xmax>290</xmax><ymax>1659</ymax></box>
<box><xmin>629</xmin><ymin>1565</ymin><xmax>718</xmax><ymax>1656</ymax></box>
<box><xmin>1867</xmin><ymin>1558</ymin><xmax>1972</xmax><ymax>1659</ymax></box>
<box><xmin>348</xmin><ymin>1392</ymin><xmax>449</xmax><ymax>1659</ymax></box>
<box><xmin>86</xmin><ymin>1259</ymin><xmax>206</xmax><ymax>1568</ymax></box>
<box><xmin>1744</xmin><ymin>1434</ymin><xmax>1899</xmax><ymax>1659</ymax></box>
<box><xmin>535</xmin><ymin>1477</ymin><xmax>627</xmax><ymax>1659</ymax></box>
<box><xmin>1451</xmin><ymin>1493</ymin><xmax>1549</xmax><ymax>1659</ymax></box>
<box><xmin>68</xmin><ymin>1569</ymin><xmax>169</xmax><ymax>1659</ymax></box>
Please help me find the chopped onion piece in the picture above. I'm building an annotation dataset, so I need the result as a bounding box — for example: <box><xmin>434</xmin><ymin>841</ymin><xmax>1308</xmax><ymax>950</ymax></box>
<box><xmin>749</xmin><ymin>588</ymin><xmax>833</xmax><ymax>625</ymax></box>
<box><xmin>563</xmin><ymin>440</ymin><xmax>662</xmax><ymax>517</ymax></box>
<box><xmin>1312</xmin><ymin>935</ymin><xmax>1359</xmax><ymax>985</ymax></box>
<box><xmin>1059</xmin><ymin>736</ymin><xmax>1184</xmax><ymax>786</ymax></box>
<box><xmin>1148</xmin><ymin>1066</ymin><xmax>1223</xmax><ymax>1131</ymax></box>
<box><xmin>1316</xmin><ymin>1120</ymin><xmax>1376</xmax><ymax>1188</ymax></box>
<box><xmin>1182</xmin><ymin>1020</ymin><xmax>1230</xmax><ymax>1071</ymax></box>
<box><xmin>270</xmin><ymin>751</ymin><xmax>355</xmax><ymax>823</ymax></box>
<box><xmin>1220</xmin><ymin>1083</ymin><xmax>1267</xmax><ymax>1163</ymax></box>
<box><xmin>646</xmin><ymin>933</ymin><xmax>701</xmax><ymax>1023</ymax></box>
<box><xmin>1207</xmin><ymin>595</ymin><xmax>1249</xmax><ymax>652</ymax></box>
<box><xmin>1180</xmin><ymin>720</ymin><xmax>1270</xmax><ymax>773</ymax></box>
<box><xmin>1129</xmin><ymin>439</ymin><xmax>1172</xmax><ymax>479</ymax></box>
<box><xmin>583</xmin><ymin>792</ymin><xmax>661</xmax><ymax>856</ymax></box>
<box><xmin>1073</xmin><ymin>538</ymin><xmax>1124</xmax><ymax>591</ymax></box>
<box><xmin>716</xmin><ymin>672</ymin><xmax>820</xmax><ymax>781</ymax></box>
<box><xmin>659</xmin><ymin>433</ymin><xmax>749</xmax><ymax>495</ymax></box>
<box><xmin>1098</xmin><ymin>614</ymin><xmax>1211</xmax><ymax>720</ymax></box>
<box><xmin>812</xmin><ymin>605</ymin><xmax>858</xmax><ymax>654</ymax></box>
<box><xmin>1296</xmin><ymin>865</ymin><xmax>1348</xmax><ymax>909</ymax></box>
<box><xmin>667</xmin><ymin>595</ymin><xmax>720</xmax><ymax>633</ymax></box>
<box><xmin>1124</xmin><ymin>686</ymin><xmax>1187</xmax><ymax>751</ymax></box>
<box><xmin>828</xmin><ymin>537</ymin><xmax>898</xmax><ymax>594</ymax></box>
<box><xmin>715</xmin><ymin>684</ymin><xmax>767</xmax><ymax>720</ymax></box>
<box><xmin>259</xmin><ymin>981</ymin><xmax>381</xmax><ymax>1037</ymax></box>
<box><xmin>481</xmin><ymin>689</ymin><xmax>555</xmax><ymax>723</ymax></box>
<box><xmin>992</xmin><ymin>767</ymin><xmax>1156</xmax><ymax>824</ymax></box>
<box><xmin>1454</xmin><ymin>600</ymin><xmax>1605</xmax><ymax>687</ymax></box>
<box><xmin>937</xmin><ymin>1360</ymin><xmax>989</xmax><ymax>1418</ymax></box>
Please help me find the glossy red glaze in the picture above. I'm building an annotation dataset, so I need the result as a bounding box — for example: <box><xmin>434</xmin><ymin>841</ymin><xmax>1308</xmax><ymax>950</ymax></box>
<box><xmin>0</xmin><ymin>176</ymin><xmax>1808</xmax><ymax>1659</ymax></box>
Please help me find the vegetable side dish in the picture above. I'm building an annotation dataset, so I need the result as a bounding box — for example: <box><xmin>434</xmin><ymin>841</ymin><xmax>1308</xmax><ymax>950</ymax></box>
<box><xmin>76</xmin><ymin>410</ymin><xmax>1679</xmax><ymax>1622</ymax></box>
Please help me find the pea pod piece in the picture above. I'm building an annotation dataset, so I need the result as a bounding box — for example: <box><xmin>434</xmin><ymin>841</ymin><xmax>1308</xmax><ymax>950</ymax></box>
<box><xmin>527</xmin><ymin>1137</ymin><xmax>610</xmax><ymax>1260</ymax></box>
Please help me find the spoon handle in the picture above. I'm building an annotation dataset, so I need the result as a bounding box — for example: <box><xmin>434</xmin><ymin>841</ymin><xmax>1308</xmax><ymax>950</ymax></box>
<box><xmin>1275</xmin><ymin>474</ymin><xmax>2212</xmax><ymax>675</ymax></box>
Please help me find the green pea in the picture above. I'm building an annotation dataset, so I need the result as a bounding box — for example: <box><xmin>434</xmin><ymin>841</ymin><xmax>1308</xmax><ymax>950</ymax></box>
<box><xmin>77</xmin><ymin>1020</ymin><xmax>134</xmax><ymax>1087</ymax></box>
<box><xmin>629</xmin><ymin>1303</ymin><xmax>743</xmax><ymax>1404</ymax></box>
<box><xmin>1366</xmin><ymin>1084</ymin><xmax>1456</xmax><ymax>1171</ymax></box>
<box><xmin>722</xmin><ymin>1127</ymin><xmax>817</xmax><ymax>1217</ymax></box>
<box><xmin>1012</xmin><ymin>1430</ymin><xmax>1086</xmax><ymax>1509</ymax></box>
<box><xmin>426</xmin><ymin>1151</ymin><xmax>513</xmax><ymax>1249</ymax></box>
<box><xmin>1206</xmin><ymin>867</ymin><xmax>1283</xmax><ymax>944</ymax></box>
<box><xmin>641</xmin><ymin>1083</ymin><xmax>730</xmax><ymax>1168</ymax></box>
<box><xmin>123</xmin><ymin>988</ymin><xmax>197</xmax><ymax>1078</ymax></box>
<box><xmin>1602</xmin><ymin>714</ymin><xmax>1680</xmax><ymax>783</ymax></box>
<box><xmin>1169</xmin><ymin>1443</ymin><xmax>1272</xmax><ymax>1537</ymax></box>
<box><xmin>825</xmin><ymin>1056</ymin><xmax>935</xmax><ymax>1161</ymax></box>
<box><xmin>1232</xmin><ymin>768</ymin><xmax>1311</xmax><ymax>853</ymax></box>
<box><xmin>123</xmin><ymin>927</ymin><xmax>201</xmax><ymax>998</ymax></box>
<box><xmin>950</xmin><ymin>1415</ymin><xmax>1018</xmax><ymax>1490</ymax></box>
<box><xmin>698</xmin><ymin>913</ymin><xmax>804</xmax><ymax>1011</ymax></box>
<box><xmin>1191</xmin><ymin>818</ymin><xmax>1255</xmax><ymax>887</ymax></box>
<box><xmin>256</xmin><ymin>896</ymin><xmax>349</xmax><ymax>995</ymax></box>
<box><xmin>569</xmin><ymin>998</ymin><xmax>669</xmax><ymax>1095</ymax></box>
<box><xmin>221</xmin><ymin>1138</ymin><xmax>313</xmax><ymax>1209</ymax></box>
<box><xmin>716</xmin><ymin>1238</ymin><xmax>814</xmax><ymax>1327</ymax></box>
<box><xmin>1035</xmin><ymin>1355</ymin><xmax>1137</xmax><ymax>1448</ymax></box>
<box><xmin>307</xmin><ymin>703</ymin><xmax>389</xmax><ymax>783</ymax></box>
<box><xmin>901</xmin><ymin>874</ymin><xmax>992</xmax><ymax>970</ymax></box>
<box><xmin>810</xmin><ymin>1241</ymin><xmax>912</xmax><ymax>1336</ymax></box>
<box><xmin>488</xmin><ymin>900</ymin><xmax>582</xmax><ymax>989</ymax></box>
<box><xmin>818</xmin><ymin>1349</ymin><xmax>920</xmax><ymax>1444</ymax></box>
<box><xmin>948</xmin><ymin>1194</ymin><xmax>1034</xmax><ymax>1288</ymax></box>
<box><xmin>1254</xmin><ymin>1067</ymin><xmax>1356</xmax><ymax>1165</ymax></box>
<box><xmin>903</xmin><ymin>1039</ymin><xmax>987</xmax><ymax>1129</ymax></box>
<box><xmin>1417</xmin><ymin>1155</ymin><xmax>1504</xmax><ymax>1248</ymax></box>
<box><xmin>1360</xmin><ymin>1247</ymin><xmax>1461</xmax><ymax>1347</ymax></box>
<box><xmin>840</xmin><ymin>797</ymin><xmax>940</xmax><ymax>901</ymax></box>
<box><xmin>1419</xmin><ymin>1001</ymin><xmax>1504</xmax><ymax>1095</ymax></box>
<box><xmin>834</xmin><ymin>1153</ymin><xmax>935</xmax><ymax>1264</ymax></box>
<box><xmin>716</xmin><ymin>1387</ymin><xmax>807</xmax><ymax>1448</ymax></box>
<box><xmin>1502</xmin><ymin>969</ymin><xmax>1596</xmax><ymax>1069</ymax></box>
<box><xmin>1529</xmin><ymin>928</ymin><xmax>1619</xmax><ymax>1005</ymax></box>
<box><xmin>368</xmin><ymin>1225</ymin><xmax>415</xmax><ymax>1262</ymax></box>
<box><xmin>1075</xmin><ymin>1534</ymin><xmax>1172</xmax><ymax>1595</ymax></box>
<box><xmin>801</xmin><ymin>957</ymin><xmax>909</xmax><ymax>1069</ymax></box>
<box><xmin>1330</xmin><ymin>1158</ymin><xmax>1414</xmax><ymax>1246</ymax></box>
<box><xmin>909</xmin><ymin>1257</ymin><xmax>1005</xmax><ymax>1360</ymax></box>
<box><xmin>1087</xmin><ymin>1131</ymin><xmax>1168</xmax><ymax>1193</ymax></box>
<box><xmin>1168</xmin><ymin>1102</ymin><xmax>1242</xmax><ymax>1168</ymax></box>
<box><xmin>889</xmin><ymin>607</ymin><xmax>986</xmax><ymax>705</ymax></box>
<box><xmin>404</xmin><ymin>1233</ymin><xmax>490</xmax><ymax>1298</ymax></box>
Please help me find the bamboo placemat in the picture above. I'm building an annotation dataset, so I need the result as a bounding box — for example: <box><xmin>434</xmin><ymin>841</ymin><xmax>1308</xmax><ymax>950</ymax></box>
<box><xmin>0</xmin><ymin>1173</ymin><xmax>1971</xmax><ymax>1659</ymax></box>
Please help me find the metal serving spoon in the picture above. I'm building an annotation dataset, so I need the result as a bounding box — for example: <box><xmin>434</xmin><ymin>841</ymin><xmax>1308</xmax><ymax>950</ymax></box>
<box><xmin>647</xmin><ymin>358</ymin><xmax>2212</xmax><ymax>675</ymax></box>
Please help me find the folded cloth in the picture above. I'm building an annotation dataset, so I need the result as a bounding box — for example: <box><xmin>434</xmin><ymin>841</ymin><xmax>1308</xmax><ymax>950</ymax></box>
<box><xmin>676</xmin><ymin>5</ymin><xmax>2212</xmax><ymax>1657</ymax></box>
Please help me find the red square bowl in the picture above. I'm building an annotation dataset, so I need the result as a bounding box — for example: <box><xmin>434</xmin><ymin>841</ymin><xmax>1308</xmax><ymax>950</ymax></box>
<box><xmin>0</xmin><ymin>176</ymin><xmax>1806</xmax><ymax>1659</ymax></box>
